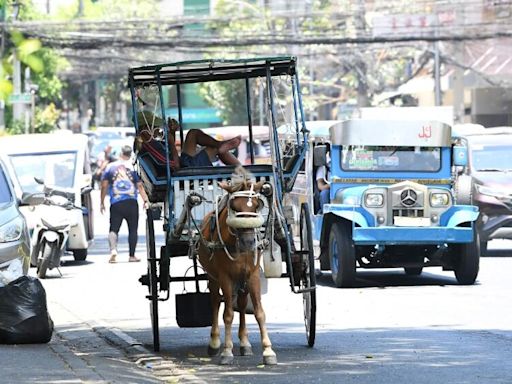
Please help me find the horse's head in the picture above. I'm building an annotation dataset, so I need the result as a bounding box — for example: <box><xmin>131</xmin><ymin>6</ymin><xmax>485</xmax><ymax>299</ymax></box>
<box><xmin>218</xmin><ymin>167</ymin><xmax>273</xmax><ymax>252</ymax></box>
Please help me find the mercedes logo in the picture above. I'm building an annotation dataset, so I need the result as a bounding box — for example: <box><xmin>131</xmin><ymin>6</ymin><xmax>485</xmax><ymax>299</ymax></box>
<box><xmin>400</xmin><ymin>189</ymin><xmax>417</xmax><ymax>206</ymax></box>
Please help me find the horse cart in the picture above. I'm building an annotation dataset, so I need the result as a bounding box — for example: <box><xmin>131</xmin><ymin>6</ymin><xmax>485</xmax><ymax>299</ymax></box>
<box><xmin>128</xmin><ymin>57</ymin><xmax>316</xmax><ymax>364</ymax></box>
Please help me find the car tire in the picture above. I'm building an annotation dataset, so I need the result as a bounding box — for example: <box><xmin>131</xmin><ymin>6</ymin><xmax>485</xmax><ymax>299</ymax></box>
<box><xmin>480</xmin><ymin>241</ymin><xmax>488</xmax><ymax>256</ymax></box>
<box><xmin>328</xmin><ymin>222</ymin><xmax>356</xmax><ymax>288</ymax></box>
<box><xmin>73</xmin><ymin>249</ymin><xmax>88</xmax><ymax>261</ymax></box>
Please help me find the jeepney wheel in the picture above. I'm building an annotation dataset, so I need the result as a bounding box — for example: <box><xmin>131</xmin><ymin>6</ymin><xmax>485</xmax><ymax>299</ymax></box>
<box><xmin>299</xmin><ymin>202</ymin><xmax>316</xmax><ymax>347</ymax></box>
<box><xmin>328</xmin><ymin>222</ymin><xmax>356</xmax><ymax>288</ymax></box>
<box><xmin>146</xmin><ymin>208</ymin><xmax>160</xmax><ymax>351</ymax></box>
<box><xmin>454</xmin><ymin>232</ymin><xmax>480</xmax><ymax>285</ymax></box>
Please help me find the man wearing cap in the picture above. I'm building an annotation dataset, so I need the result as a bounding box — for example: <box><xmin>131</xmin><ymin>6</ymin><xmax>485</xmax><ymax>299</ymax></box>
<box><xmin>100</xmin><ymin>145</ymin><xmax>150</xmax><ymax>263</ymax></box>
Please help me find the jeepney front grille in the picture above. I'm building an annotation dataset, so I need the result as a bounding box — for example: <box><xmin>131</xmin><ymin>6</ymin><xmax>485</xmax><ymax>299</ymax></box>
<box><xmin>393</xmin><ymin>209</ymin><xmax>425</xmax><ymax>218</ymax></box>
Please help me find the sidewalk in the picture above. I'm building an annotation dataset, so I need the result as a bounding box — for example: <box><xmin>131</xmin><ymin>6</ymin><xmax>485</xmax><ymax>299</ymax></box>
<box><xmin>1</xmin><ymin>307</ymin><xmax>163</xmax><ymax>384</ymax></box>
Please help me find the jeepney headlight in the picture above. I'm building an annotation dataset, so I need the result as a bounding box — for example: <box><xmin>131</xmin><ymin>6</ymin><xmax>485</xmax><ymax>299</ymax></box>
<box><xmin>365</xmin><ymin>193</ymin><xmax>384</xmax><ymax>207</ymax></box>
<box><xmin>430</xmin><ymin>192</ymin><xmax>449</xmax><ymax>207</ymax></box>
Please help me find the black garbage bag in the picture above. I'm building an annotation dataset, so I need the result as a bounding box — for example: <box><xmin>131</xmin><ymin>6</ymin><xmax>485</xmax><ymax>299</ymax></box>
<box><xmin>0</xmin><ymin>276</ymin><xmax>54</xmax><ymax>344</ymax></box>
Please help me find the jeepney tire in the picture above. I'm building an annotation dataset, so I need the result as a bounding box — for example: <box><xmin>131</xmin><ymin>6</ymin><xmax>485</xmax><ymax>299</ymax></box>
<box><xmin>454</xmin><ymin>234</ymin><xmax>480</xmax><ymax>285</ymax></box>
<box><xmin>319</xmin><ymin>247</ymin><xmax>329</xmax><ymax>270</ymax></box>
<box><xmin>404</xmin><ymin>267</ymin><xmax>423</xmax><ymax>276</ymax></box>
<box><xmin>455</xmin><ymin>174</ymin><xmax>473</xmax><ymax>205</ymax></box>
<box><xmin>328</xmin><ymin>222</ymin><xmax>356</xmax><ymax>288</ymax></box>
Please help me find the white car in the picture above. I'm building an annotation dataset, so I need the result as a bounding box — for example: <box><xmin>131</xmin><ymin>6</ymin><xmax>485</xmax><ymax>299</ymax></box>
<box><xmin>0</xmin><ymin>131</ymin><xmax>94</xmax><ymax>261</ymax></box>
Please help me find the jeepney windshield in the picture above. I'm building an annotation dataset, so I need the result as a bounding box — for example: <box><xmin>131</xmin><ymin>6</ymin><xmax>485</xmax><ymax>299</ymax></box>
<box><xmin>341</xmin><ymin>146</ymin><xmax>441</xmax><ymax>172</ymax></box>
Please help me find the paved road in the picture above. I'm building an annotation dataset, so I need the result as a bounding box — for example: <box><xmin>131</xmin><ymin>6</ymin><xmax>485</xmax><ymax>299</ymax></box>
<box><xmin>32</xmin><ymin>190</ymin><xmax>512</xmax><ymax>383</ymax></box>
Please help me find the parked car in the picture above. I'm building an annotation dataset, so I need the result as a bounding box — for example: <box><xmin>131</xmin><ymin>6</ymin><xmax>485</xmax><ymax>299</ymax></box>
<box><xmin>0</xmin><ymin>132</ymin><xmax>94</xmax><ymax>261</ymax></box>
<box><xmin>459</xmin><ymin>128</ymin><xmax>512</xmax><ymax>254</ymax></box>
<box><xmin>0</xmin><ymin>158</ymin><xmax>30</xmax><ymax>275</ymax></box>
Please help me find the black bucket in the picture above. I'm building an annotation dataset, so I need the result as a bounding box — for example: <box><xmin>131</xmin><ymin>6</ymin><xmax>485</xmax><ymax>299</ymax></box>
<box><xmin>175</xmin><ymin>292</ymin><xmax>212</xmax><ymax>328</ymax></box>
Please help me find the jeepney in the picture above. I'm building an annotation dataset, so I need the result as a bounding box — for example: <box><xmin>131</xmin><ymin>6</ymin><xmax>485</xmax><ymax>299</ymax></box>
<box><xmin>292</xmin><ymin>119</ymin><xmax>480</xmax><ymax>288</ymax></box>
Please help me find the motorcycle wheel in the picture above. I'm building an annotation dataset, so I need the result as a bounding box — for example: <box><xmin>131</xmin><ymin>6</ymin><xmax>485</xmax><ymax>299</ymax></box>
<box><xmin>37</xmin><ymin>242</ymin><xmax>56</xmax><ymax>279</ymax></box>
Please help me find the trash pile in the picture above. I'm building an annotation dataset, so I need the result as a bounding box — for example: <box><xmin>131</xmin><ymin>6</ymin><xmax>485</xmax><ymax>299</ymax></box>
<box><xmin>0</xmin><ymin>259</ymin><xmax>54</xmax><ymax>344</ymax></box>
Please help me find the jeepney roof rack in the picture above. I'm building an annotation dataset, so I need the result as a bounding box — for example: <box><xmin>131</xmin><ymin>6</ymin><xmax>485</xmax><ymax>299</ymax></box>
<box><xmin>128</xmin><ymin>56</ymin><xmax>297</xmax><ymax>87</ymax></box>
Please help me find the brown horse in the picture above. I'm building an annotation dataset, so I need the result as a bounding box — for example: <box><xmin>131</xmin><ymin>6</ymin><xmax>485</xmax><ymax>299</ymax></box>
<box><xmin>197</xmin><ymin>166</ymin><xmax>277</xmax><ymax>365</ymax></box>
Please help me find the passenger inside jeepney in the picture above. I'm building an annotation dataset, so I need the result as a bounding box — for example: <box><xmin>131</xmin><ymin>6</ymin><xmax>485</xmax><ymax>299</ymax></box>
<box><xmin>313</xmin><ymin>143</ymin><xmax>331</xmax><ymax>214</ymax></box>
<box><xmin>135</xmin><ymin>111</ymin><xmax>241</xmax><ymax>171</ymax></box>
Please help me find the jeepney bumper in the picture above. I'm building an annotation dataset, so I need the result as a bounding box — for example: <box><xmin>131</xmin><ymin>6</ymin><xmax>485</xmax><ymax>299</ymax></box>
<box><xmin>353</xmin><ymin>226</ymin><xmax>474</xmax><ymax>245</ymax></box>
<box><xmin>323</xmin><ymin>204</ymin><xmax>479</xmax><ymax>246</ymax></box>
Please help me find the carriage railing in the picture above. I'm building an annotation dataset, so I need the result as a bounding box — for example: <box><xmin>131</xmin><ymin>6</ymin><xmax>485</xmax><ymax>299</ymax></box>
<box><xmin>169</xmin><ymin>174</ymin><xmax>272</xmax><ymax>228</ymax></box>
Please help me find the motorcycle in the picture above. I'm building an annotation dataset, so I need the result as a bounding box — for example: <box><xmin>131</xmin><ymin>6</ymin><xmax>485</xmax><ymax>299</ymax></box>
<box><xmin>23</xmin><ymin>178</ymin><xmax>92</xmax><ymax>278</ymax></box>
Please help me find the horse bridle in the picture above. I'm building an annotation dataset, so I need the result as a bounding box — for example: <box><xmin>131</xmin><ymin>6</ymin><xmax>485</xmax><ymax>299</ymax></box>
<box><xmin>211</xmin><ymin>185</ymin><xmax>267</xmax><ymax>263</ymax></box>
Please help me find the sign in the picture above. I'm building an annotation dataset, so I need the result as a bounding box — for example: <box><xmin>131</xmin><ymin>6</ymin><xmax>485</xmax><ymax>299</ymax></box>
<box><xmin>165</xmin><ymin>108</ymin><xmax>222</xmax><ymax>124</ymax></box>
<box><xmin>8</xmin><ymin>93</ymin><xmax>32</xmax><ymax>104</ymax></box>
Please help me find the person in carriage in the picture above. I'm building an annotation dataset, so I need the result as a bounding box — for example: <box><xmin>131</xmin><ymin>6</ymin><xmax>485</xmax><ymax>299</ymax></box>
<box><xmin>135</xmin><ymin>111</ymin><xmax>242</xmax><ymax>171</ymax></box>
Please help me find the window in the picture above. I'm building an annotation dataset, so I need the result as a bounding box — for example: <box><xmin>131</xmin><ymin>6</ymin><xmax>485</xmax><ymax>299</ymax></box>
<box><xmin>341</xmin><ymin>146</ymin><xmax>441</xmax><ymax>172</ymax></box>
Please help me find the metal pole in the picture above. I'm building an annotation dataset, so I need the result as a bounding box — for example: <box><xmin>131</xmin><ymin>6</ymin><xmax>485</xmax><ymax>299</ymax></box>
<box><xmin>245</xmin><ymin>77</ymin><xmax>254</xmax><ymax>164</ymax></box>
<box><xmin>12</xmin><ymin>51</ymin><xmax>23</xmax><ymax>121</ymax></box>
<box><xmin>434</xmin><ymin>41</ymin><xmax>442</xmax><ymax>106</ymax></box>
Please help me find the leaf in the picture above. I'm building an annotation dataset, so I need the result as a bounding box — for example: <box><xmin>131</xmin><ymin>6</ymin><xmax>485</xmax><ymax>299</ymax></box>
<box><xmin>23</xmin><ymin>56</ymin><xmax>44</xmax><ymax>73</ymax></box>
<box><xmin>18</xmin><ymin>39</ymin><xmax>42</xmax><ymax>57</ymax></box>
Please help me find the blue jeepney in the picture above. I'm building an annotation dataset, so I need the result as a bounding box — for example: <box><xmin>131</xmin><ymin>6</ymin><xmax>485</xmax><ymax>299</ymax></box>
<box><xmin>292</xmin><ymin>119</ymin><xmax>480</xmax><ymax>287</ymax></box>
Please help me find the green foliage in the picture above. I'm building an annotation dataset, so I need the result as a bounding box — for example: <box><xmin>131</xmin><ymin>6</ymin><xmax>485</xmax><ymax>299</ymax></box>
<box><xmin>34</xmin><ymin>103</ymin><xmax>60</xmax><ymax>133</ymax></box>
<box><xmin>6</xmin><ymin>119</ymin><xmax>25</xmax><ymax>135</ymax></box>
<box><xmin>54</xmin><ymin>0</ymin><xmax>160</xmax><ymax>20</ymax></box>
<box><xmin>198</xmin><ymin>79</ymin><xmax>247</xmax><ymax>126</ymax></box>
<box><xmin>32</xmin><ymin>48</ymin><xmax>69</xmax><ymax>101</ymax></box>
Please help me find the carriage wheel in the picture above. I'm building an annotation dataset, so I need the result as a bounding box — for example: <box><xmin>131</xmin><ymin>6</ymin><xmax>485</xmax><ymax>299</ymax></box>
<box><xmin>299</xmin><ymin>202</ymin><xmax>316</xmax><ymax>347</ymax></box>
<box><xmin>146</xmin><ymin>208</ymin><xmax>160</xmax><ymax>352</ymax></box>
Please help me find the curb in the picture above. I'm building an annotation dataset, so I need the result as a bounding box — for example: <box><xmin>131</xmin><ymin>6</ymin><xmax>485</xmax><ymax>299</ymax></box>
<box><xmin>86</xmin><ymin>321</ymin><xmax>208</xmax><ymax>384</ymax></box>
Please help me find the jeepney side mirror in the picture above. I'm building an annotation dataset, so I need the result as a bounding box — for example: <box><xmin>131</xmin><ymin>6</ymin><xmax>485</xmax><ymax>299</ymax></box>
<box><xmin>453</xmin><ymin>146</ymin><xmax>468</xmax><ymax>167</ymax></box>
<box><xmin>313</xmin><ymin>145</ymin><xmax>327</xmax><ymax>167</ymax></box>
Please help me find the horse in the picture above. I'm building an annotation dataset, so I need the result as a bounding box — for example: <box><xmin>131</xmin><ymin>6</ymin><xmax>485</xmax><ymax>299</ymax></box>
<box><xmin>197</xmin><ymin>166</ymin><xmax>277</xmax><ymax>365</ymax></box>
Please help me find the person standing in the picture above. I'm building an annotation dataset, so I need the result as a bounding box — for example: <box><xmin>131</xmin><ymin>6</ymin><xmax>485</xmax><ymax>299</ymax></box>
<box><xmin>100</xmin><ymin>145</ymin><xmax>149</xmax><ymax>263</ymax></box>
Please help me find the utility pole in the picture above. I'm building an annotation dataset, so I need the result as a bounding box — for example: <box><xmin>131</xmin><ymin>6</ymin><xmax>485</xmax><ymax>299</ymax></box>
<box><xmin>354</xmin><ymin>0</ymin><xmax>370</xmax><ymax>107</ymax></box>
<box><xmin>452</xmin><ymin>9</ymin><xmax>465</xmax><ymax>123</ymax></box>
<box><xmin>12</xmin><ymin>2</ymin><xmax>23</xmax><ymax>123</ymax></box>
<box><xmin>433</xmin><ymin>3</ymin><xmax>442</xmax><ymax>106</ymax></box>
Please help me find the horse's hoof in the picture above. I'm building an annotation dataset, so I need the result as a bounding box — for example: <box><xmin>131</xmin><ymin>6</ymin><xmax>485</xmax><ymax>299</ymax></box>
<box><xmin>263</xmin><ymin>355</ymin><xmax>277</xmax><ymax>365</ymax></box>
<box><xmin>220</xmin><ymin>355</ymin><xmax>234</xmax><ymax>365</ymax></box>
<box><xmin>208</xmin><ymin>346</ymin><xmax>220</xmax><ymax>356</ymax></box>
<box><xmin>240</xmin><ymin>346</ymin><xmax>253</xmax><ymax>356</ymax></box>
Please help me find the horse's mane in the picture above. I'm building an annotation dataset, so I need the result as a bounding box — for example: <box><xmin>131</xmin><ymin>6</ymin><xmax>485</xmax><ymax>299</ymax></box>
<box><xmin>230</xmin><ymin>166</ymin><xmax>255</xmax><ymax>192</ymax></box>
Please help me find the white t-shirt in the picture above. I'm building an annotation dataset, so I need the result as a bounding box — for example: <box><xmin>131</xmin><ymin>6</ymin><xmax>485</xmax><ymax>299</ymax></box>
<box><xmin>316</xmin><ymin>166</ymin><xmax>330</xmax><ymax>185</ymax></box>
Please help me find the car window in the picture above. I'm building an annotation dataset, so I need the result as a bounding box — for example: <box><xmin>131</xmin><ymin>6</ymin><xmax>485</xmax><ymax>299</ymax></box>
<box><xmin>471</xmin><ymin>144</ymin><xmax>512</xmax><ymax>171</ymax></box>
<box><xmin>0</xmin><ymin>165</ymin><xmax>13</xmax><ymax>203</ymax></box>
<box><xmin>9</xmin><ymin>151</ymin><xmax>78</xmax><ymax>193</ymax></box>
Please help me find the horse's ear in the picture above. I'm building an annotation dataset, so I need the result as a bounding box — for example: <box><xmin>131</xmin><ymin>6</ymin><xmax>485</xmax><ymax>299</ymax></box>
<box><xmin>252</xmin><ymin>180</ymin><xmax>265</xmax><ymax>192</ymax></box>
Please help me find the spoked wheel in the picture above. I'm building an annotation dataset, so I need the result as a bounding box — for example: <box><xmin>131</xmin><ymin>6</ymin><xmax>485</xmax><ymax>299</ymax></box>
<box><xmin>299</xmin><ymin>202</ymin><xmax>316</xmax><ymax>347</ymax></box>
<box><xmin>146</xmin><ymin>208</ymin><xmax>160</xmax><ymax>351</ymax></box>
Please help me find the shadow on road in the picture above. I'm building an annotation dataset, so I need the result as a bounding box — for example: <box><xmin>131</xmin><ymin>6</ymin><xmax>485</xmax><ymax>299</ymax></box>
<box><xmin>316</xmin><ymin>269</ymin><xmax>462</xmax><ymax>289</ymax></box>
<box><xmin>125</xmin><ymin>324</ymin><xmax>512</xmax><ymax>384</ymax></box>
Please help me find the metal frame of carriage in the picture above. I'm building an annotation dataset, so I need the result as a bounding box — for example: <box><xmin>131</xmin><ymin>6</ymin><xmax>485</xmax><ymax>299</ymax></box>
<box><xmin>128</xmin><ymin>56</ymin><xmax>317</xmax><ymax>352</ymax></box>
